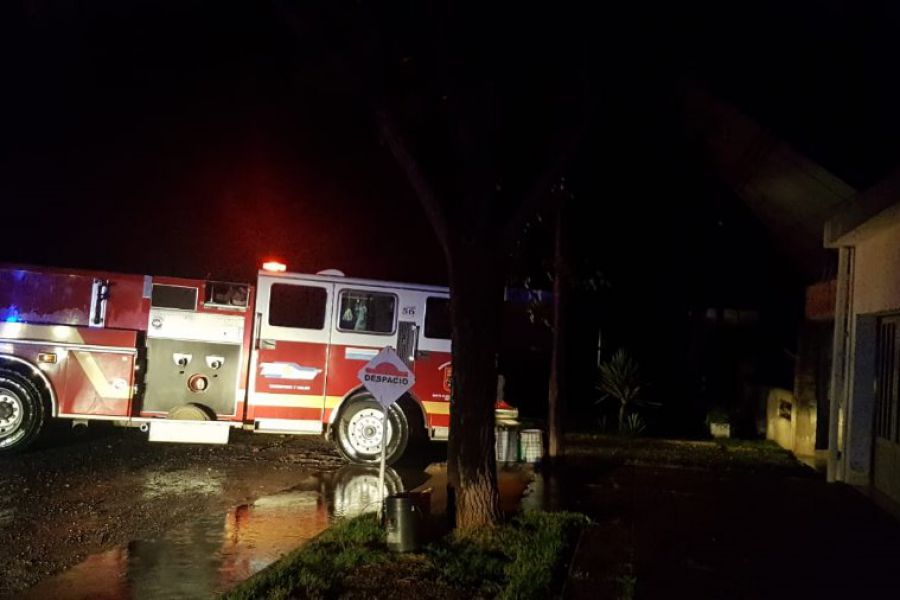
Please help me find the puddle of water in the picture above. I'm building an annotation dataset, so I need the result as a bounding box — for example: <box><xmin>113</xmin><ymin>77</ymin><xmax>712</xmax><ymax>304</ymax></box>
<box><xmin>22</xmin><ymin>463</ymin><xmax>534</xmax><ymax>600</ymax></box>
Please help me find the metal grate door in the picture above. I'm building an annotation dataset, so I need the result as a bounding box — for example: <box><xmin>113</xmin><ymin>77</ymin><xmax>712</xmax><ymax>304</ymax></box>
<box><xmin>875</xmin><ymin>317</ymin><xmax>900</xmax><ymax>442</ymax></box>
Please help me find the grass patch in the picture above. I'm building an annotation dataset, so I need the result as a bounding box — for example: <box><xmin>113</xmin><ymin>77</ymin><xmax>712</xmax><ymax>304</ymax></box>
<box><xmin>223</xmin><ymin>515</ymin><xmax>390</xmax><ymax>600</ymax></box>
<box><xmin>432</xmin><ymin>511</ymin><xmax>590</xmax><ymax>599</ymax></box>
<box><xmin>563</xmin><ymin>434</ymin><xmax>804</xmax><ymax>473</ymax></box>
<box><xmin>223</xmin><ymin>511</ymin><xmax>590</xmax><ymax>600</ymax></box>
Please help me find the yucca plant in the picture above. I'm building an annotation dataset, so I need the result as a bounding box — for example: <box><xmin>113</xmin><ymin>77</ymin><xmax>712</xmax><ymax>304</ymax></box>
<box><xmin>596</xmin><ymin>349</ymin><xmax>644</xmax><ymax>433</ymax></box>
<box><xmin>622</xmin><ymin>413</ymin><xmax>647</xmax><ymax>436</ymax></box>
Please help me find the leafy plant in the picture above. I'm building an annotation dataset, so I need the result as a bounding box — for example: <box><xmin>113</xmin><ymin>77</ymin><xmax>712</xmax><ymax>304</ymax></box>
<box><xmin>622</xmin><ymin>413</ymin><xmax>647</xmax><ymax>436</ymax></box>
<box><xmin>596</xmin><ymin>349</ymin><xmax>646</xmax><ymax>432</ymax></box>
<box><xmin>614</xmin><ymin>573</ymin><xmax>637</xmax><ymax>600</ymax></box>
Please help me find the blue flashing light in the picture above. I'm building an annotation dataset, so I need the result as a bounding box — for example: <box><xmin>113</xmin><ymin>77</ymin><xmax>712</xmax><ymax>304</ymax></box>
<box><xmin>1</xmin><ymin>305</ymin><xmax>22</xmax><ymax>323</ymax></box>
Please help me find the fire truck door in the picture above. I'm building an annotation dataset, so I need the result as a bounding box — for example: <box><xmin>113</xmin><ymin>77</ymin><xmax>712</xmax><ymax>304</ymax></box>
<box><xmin>250</xmin><ymin>278</ymin><xmax>334</xmax><ymax>427</ymax></box>
<box><xmin>415</xmin><ymin>295</ymin><xmax>452</xmax><ymax>433</ymax></box>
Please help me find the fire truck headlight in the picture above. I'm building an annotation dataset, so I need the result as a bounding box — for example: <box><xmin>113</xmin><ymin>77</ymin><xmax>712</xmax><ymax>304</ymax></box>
<box><xmin>187</xmin><ymin>374</ymin><xmax>209</xmax><ymax>392</ymax></box>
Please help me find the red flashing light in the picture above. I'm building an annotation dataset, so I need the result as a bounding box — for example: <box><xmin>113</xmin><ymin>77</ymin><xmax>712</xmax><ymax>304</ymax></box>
<box><xmin>262</xmin><ymin>260</ymin><xmax>287</xmax><ymax>273</ymax></box>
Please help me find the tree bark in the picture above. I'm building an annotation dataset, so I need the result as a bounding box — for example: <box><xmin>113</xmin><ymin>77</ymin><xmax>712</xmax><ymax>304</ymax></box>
<box><xmin>447</xmin><ymin>239</ymin><xmax>504</xmax><ymax>529</ymax></box>
<box><xmin>548</xmin><ymin>203</ymin><xmax>568</xmax><ymax>458</ymax></box>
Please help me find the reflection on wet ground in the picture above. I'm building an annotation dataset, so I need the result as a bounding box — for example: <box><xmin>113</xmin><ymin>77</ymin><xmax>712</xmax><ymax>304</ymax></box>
<box><xmin>23</xmin><ymin>463</ymin><xmax>535</xmax><ymax>600</ymax></box>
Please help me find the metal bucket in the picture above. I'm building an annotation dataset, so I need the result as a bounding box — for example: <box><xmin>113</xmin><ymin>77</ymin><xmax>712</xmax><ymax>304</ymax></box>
<box><xmin>519</xmin><ymin>429</ymin><xmax>543</xmax><ymax>463</ymax></box>
<box><xmin>383</xmin><ymin>493</ymin><xmax>425</xmax><ymax>552</ymax></box>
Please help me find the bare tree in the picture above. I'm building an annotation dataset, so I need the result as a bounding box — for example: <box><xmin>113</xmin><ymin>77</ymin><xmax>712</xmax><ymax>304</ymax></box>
<box><xmin>278</xmin><ymin>1</ymin><xmax>588</xmax><ymax>528</ymax></box>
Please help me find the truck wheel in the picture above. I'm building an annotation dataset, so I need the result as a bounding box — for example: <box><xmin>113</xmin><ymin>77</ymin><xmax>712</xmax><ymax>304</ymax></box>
<box><xmin>335</xmin><ymin>395</ymin><xmax>409</xmax><ymax>465</ymax></box>
<box><xmin>0</xmin><ymin>369</ymin><xmax>47</xmax><ymax>453</ymax></box>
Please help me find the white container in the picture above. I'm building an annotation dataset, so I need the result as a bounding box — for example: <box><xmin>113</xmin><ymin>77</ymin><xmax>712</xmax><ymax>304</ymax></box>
<box><xmin>495</xmin><ymin>427</ymin><xmax>520</xmax><ymax>463</ymax></box>
<box><xmin>710</xmin><ymin>422</ymin><xmax>731</xmax><ymax>439</ymax></box>
<box><xmin>519</xmin><ymin>429</ymin><xmax>543</xmax><ymax>463</ymax></box>
<box><xmin>504</xmin><ymin>428</ymin><xmax>519</xmax><ymax>462</ymax></box>
<box><xmin>495</xmin><ymin>427</ymin><xmax>510</xmax><ymax>462</ymax></box>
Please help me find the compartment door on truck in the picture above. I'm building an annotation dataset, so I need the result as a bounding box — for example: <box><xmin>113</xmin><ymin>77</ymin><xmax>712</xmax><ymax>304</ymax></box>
<box><xmin>250</xmin><ymin>277</ymin><xmax>334</xmax><ymax>431</ymax></box>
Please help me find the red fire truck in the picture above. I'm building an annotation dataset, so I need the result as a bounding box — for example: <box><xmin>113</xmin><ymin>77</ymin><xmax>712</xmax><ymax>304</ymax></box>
<box><xmin>0</xmin><ymin>262</ymin><xmax>517</xmax><ymax>463</ymax></box>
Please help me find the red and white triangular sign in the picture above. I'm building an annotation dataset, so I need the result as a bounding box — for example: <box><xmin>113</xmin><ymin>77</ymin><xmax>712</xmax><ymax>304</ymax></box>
<box><xmin>357</xmin><ymin>346</ymin><xmax>416</xmax><ymax>408</ymax></box>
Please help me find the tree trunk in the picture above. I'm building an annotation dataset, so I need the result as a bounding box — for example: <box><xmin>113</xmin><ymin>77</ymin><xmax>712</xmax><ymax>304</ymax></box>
<box><xmin>619</xmin><ymin>402</ymin><xmax>626</xmax><ymax>432</ymax></box>
<box><xmin>447</xmin><ymin>239</ymin><xmax>504</xmax><ymax>529</ymax></box>
<box><xmin>548</xmin><ymin>204</ymin><xmax>568</xmax><ymax>458</ymax></box>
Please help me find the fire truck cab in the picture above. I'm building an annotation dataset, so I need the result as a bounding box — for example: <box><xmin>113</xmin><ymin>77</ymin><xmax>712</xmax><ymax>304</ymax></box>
<box><xmin>247</xmin><ymin>266</ymin><xmax>462</xmax><ymax>462</ymax></box>
<box><xmin>0</xmin><ymin>263</ymin><xmax>517</xmax><ymax>464</ymax></box>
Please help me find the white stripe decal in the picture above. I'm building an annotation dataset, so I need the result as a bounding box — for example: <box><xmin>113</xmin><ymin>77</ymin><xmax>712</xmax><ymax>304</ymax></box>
<box><xmin>345</xmin><ymin>347</ymin><xmax>379</xmax><ymax>361</ymax></box>
<box><xmin>249</xmin><ymin>394</ymin><xmax>344</xmax><ymax>409</ymax></box>
<box><xmin>249</xmin><ymin>393</ymin><xmax>322</xmax><ymax>408</ymax></box>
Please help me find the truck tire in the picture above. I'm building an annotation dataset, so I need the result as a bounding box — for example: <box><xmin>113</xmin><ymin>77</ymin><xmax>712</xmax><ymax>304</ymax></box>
<box><xmin>0</xmin><ymin>369</ymin><xmax>47</xmax><ymax>453</ymax></box>
<box><xmin>334</xmin><ymin>395</ymin><xmax>409</xmax><ymax>465</ymax></box>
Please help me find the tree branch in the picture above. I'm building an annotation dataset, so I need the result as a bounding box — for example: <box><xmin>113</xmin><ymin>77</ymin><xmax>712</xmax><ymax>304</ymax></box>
<box><xmin>500</xmin><ymin>36</ymin><xmax>593</xmax><ymax>250</ymax></box>
<box><xmin>500</xmin><ymin>123</ymin><xmax>585</xmax><ymax>250</ymax></box>
<box><xmin>376</xmin><ymin>108</ymin><xmax>452</xmax><ymax>255</ymax></box>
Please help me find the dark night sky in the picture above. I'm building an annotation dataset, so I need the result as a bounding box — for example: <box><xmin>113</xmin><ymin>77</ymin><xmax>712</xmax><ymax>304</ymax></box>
<box><xmin>2</xmin><ymin>0</ymin><xmax>899</xmax><ymax>316</ymax></box>
<box><xmin>1</xmin><ymin>1</ymin><xmax>445</xmax><ymax>282</ymax></box>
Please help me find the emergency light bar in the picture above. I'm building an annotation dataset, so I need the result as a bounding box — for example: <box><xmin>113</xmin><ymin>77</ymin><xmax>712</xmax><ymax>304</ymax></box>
<box><xmin>262</xmin><ymin>261</ymin><xmax>287</xmax><ymax>273</ymax></box>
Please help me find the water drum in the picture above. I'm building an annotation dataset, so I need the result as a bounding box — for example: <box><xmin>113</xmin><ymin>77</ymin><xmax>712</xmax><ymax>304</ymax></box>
<box><xmin>519</xmin><ymin>429</ymin><xmax>543</xmax><ymax>463</ymax></box>
<box><xmin>495</xmin><ymin>427</ymin><xmax>509</xmax><ymax>462</ymax></box>
<box><xmin>495</xmin><ymin>427</ymin><xmax>520</xmax><ymax>463</ymax></box>
<box><xmin>504</xmin><ymin>428</ymin><xmax>519</xmax><ymax>462</ymax></box>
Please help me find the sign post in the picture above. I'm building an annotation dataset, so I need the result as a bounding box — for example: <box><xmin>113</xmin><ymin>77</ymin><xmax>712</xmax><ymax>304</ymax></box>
<box><xmin>357</xmin><ymin>346</ymin><xmax>416</xmax><ymax>520</ymax></box>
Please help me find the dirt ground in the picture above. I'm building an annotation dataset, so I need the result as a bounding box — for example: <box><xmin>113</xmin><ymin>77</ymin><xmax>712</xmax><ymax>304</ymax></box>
<box><xmin>0</xmin><ymin>424</ymin><xmax>346</xmax><ymax>598</ymax></box>
<box><xmin>551</xmin><ymin>436</ymin><xmax>900</xmax><ymax>599</ymax></box>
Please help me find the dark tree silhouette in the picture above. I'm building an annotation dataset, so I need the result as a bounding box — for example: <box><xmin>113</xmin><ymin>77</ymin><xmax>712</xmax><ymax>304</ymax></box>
<box><xmin>279</xmin><ymin>1</ymin><xmax>589</xmax><ymax>528</ymax></box>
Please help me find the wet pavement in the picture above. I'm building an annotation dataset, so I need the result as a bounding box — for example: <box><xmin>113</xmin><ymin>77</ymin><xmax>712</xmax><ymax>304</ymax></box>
<box><xmin>20</xmin><ymin>463</ymin><xmax>535</xmax><ymax>600</ymax></box>
<box><xmin>0</xmin><ymin>428</ymin><xmax>348</xmax><ymax>597</ymax></box>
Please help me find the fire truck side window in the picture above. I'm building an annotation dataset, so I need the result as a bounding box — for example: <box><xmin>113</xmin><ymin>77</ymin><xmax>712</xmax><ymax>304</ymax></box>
<box><xmin>205</xmin><ymin>282</ymin><xmax>249</xmax><ymax>309</ymax></box>
<box><xmin>337</xmin><ymin>290</ymin><xmax>396</xmax><ymax>334</ymax></box>
<box><xmin>268</xmin><ymin>284</ymin><xmax>327</xmax><ymax>329</ymax></box>
<box><xmin>151</xmin><ymin>284</ymin><xmax>198</xmax><ymax>310</ymax></box>
<box><xmin>424</xmin><ymin>297</ymin><xmax>451</xmax><ymax>339</ymax></box>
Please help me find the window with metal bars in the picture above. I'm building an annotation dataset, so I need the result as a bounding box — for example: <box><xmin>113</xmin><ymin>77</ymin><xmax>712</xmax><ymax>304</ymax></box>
<box><xmin>875</xmin><ymin>317</ymin><xmax>900</xmax><ymax>442</ymax></box>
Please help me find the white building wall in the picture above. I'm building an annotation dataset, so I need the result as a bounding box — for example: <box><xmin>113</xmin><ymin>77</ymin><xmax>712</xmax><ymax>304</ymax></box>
<box><xmin>835</xmin><ymin>211</ymin><xmax>900</xmax><ymax>490</ymax></box>
<box><xmin>852</xmin><ymin>218</ymin><xmax>900</xmax><ymax>315</ymax></box>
